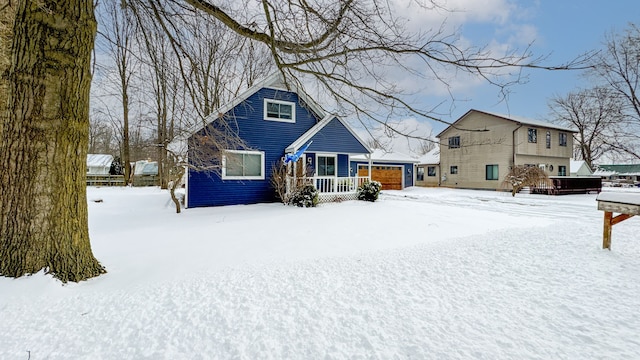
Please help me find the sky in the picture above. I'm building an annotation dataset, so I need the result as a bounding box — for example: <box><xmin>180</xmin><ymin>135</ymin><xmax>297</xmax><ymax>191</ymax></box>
<box><xmin>420</xmin><ymin>0</ymin><xmax>639</xmax><ymax>132</ymax></box>
<box><xmin>366</xmin><ymin>0</ymin><xmax>640</xmax><ymax>154</ymax></box>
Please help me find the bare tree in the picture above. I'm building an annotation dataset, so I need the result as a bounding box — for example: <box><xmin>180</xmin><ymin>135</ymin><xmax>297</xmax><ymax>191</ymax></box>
<box><xmin>96</xmin><ymin>1</ymin><xmax>139</xmax><ymax>184</ymax></box>
<box><xmin>128</xmin><ymin>0</ymin><xmax>590</xmax><ymax>139</ymax></box>
<box><xmin>548</xmin><ymin>87</ymin><xmax>625</xmax><ymax>170</ymax></box>
<box><xmin>590</xmin><ymin>23</ymin><xmax>640</xmax><ymax>159</ymax></box>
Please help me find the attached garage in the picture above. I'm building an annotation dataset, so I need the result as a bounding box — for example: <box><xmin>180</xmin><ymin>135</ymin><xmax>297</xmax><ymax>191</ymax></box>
<box><xmin>350</xmin><ymin>150</ymin><xmax>419</xmax><ymax>190</ymax></box>
<box><xmin>358</xmin><ymin>165</ymin><xmax>403</xmax><ymax>190</ymax></box>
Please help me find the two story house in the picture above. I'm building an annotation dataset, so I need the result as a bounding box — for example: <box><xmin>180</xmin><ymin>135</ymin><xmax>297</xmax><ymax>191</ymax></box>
<box><xmin>185</xmin><ymin>73</ymin><xmax>375</xmax><ymax>208</ymax></box>
<box><xmin>435</xmin><ymin>109</ymin><xmax>576</xmax><ymax>191</ymax></box>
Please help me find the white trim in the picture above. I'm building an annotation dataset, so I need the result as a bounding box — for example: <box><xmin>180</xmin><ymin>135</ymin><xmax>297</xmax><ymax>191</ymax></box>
<box><xmin>187</xmin><ymin>72</ymin><xmax>325</xmax><ymax>135</ymax></box>
<box><xmin>222</xmin><ymin>150</ymin><xmax>265</xmax><ymax>180</ymax></box>
<box><xmin>316</xmin><ymin>153</ymin><xmax>337</xmax><ymax>177</ymax></box>
<box><xmin>263</xmin><ymin>98</ymin><xmax>296</xmax><ymax>123</ymax></box>
<box><xmin>285</xmin><ymin>115</ymin><xmax>372</xmax><ymax>154</ymax></box>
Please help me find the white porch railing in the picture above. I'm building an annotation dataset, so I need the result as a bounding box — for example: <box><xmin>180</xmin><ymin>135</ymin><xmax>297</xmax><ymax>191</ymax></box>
<box><xmin>312</xmin><ymin>176</ymin><xmax>370</xmax><ymax>193</ymax></box>
<box><xmin>287</xmin><ymin>175</ymin><xmax>371</xmax><ymax>202</ymax></box>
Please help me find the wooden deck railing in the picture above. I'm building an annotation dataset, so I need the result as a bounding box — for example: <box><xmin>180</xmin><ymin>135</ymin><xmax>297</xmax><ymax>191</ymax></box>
<box><xmin>86</xmin><ymin>175</ymin><xmax>125</xmax><ymax>187</ymax></box>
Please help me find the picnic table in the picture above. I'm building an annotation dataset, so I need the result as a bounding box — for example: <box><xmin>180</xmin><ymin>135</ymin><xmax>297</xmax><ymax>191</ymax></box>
<box><xmin>596</xmin><ymin>192</ymin><xmax>640</xmax><ymax>250</ymax></box>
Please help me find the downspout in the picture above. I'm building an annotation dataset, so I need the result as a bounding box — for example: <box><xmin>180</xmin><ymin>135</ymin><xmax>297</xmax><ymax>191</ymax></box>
<box><xmin>512</xmin><ymin>123</ymin><xmax>522</xmax><ymax>168</ymax></box>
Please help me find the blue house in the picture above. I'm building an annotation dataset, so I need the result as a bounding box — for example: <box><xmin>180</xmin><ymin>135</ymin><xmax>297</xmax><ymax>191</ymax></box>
<box><xmin>185</xmin><ymin>73</ymin><xmax>374</xmax><ymax>208</ymax></box>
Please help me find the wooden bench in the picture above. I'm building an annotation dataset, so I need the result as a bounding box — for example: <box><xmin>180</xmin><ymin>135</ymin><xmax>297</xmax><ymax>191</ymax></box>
<box><xmin>596</xmin><ymin>192</ymin><xmax>640</xmax><ymax>250</ymax></box>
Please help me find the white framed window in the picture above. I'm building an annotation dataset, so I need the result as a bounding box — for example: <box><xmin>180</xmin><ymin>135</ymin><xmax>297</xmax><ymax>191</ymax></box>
<box><xmin>222</xmin><ymin>150</ymin><xmax>265</xmax><ymax>180</ymax></box>
<box><xmin>317</xmin><ymin>154</ymin><xmax>336</xmax><ymax>176</ymax></box>
<box><xmin>264</xmin><ymin>99</ymin><xmax>295</xmax><ymax>123</ymax></box>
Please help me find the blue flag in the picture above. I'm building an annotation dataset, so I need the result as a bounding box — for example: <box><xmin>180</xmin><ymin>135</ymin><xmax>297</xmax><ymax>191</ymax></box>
<box><xmin>285</xmin><ymin>141</ymin><xmax>313</xmax><ymax>163</ymax></box>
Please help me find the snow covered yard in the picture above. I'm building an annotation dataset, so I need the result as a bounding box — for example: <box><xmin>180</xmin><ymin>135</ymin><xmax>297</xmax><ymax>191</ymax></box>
<box><xmin>2</xmin><ymin>186</ymin><xmax>640</xmax><ymax>359</ymax></box>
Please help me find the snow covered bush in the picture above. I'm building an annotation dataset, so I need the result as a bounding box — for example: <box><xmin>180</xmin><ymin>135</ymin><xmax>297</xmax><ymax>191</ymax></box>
<box><xmin>357</xmin><ymin>180</ymin><xmax>381</xmax><ymax>202</ymax></box>
<box><xmin>503</xmin><ymin>165</ymin><xmax>553</xmax><ymax>196</ymax></box>
<box><xmin>290</xmin><ymin>184</ymin><xmax>319</xmax><ymax>207</ymax></box>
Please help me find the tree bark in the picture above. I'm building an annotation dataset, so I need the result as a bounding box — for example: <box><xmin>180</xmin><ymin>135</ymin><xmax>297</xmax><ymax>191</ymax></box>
<box><xmin>0</xmin><ymin>0</ymin><xmax>104</xmax><ymax>282</ymax></box>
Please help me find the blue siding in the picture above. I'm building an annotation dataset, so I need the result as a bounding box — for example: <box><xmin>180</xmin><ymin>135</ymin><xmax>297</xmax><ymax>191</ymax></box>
<box><xmin>350</xmin><ymin>161</ymin><xmax>415</xmax><ymax>188</ymax></box>
<box><xmin>307</xmin><ymin>118</ymin><xmax>369</xmax><ymax>154</ymax></box>
<box><xmin>188</xmin><ymin>88</ymin><xmax>321</xmax><ymax>207</ymax></box>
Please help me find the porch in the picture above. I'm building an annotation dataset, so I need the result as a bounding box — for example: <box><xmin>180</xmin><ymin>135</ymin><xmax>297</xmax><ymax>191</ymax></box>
<box><xmin>287</xmin><ymin>175</ymin><xmax>371</xmax><ymax>202</ymax></box>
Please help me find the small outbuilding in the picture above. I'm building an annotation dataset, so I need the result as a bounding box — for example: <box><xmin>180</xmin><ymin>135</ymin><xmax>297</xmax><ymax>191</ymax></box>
<box><xmin>87</xmin><ymin>154</ymin><xmax>114</xmax><ymax>175</ymax></box>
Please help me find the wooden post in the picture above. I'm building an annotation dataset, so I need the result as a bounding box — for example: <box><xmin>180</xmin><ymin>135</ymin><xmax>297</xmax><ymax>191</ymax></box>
<box><xmin>603</xmin><ymin>211</ymin><xmax>612</xmax><ymax>250</ymax></box>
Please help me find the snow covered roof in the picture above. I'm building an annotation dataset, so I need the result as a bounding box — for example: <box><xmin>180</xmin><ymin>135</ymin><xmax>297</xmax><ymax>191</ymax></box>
<box><xmin>597</xmin><ymin>192</ymin><xmax>640</xmax><ymax>205</ymax></box>
<box><xmin>570</xmin><ymin>160</ymin><xmax>584</xmax><ymax>172</ymax></box>
<box><xmin>595</xmin><ymin>164</ymin><xmax>640</xmax><ymax>175</ymax></box>
<box><xmin>87</xmin><ymin>154</ymin><xmax>113</xmax><ymax>168</ymax></box>
<box><xmin>417</xmin><ymin>147</ymin><xmax>440</xmax><ymax>164</ymax></box>
<box><xmin>351</xmin><ymin>149</ymin><xmax>420</xmax><ymax>163</ymax></box>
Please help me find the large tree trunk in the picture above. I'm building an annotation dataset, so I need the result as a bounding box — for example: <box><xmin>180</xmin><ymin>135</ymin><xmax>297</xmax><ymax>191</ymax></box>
<box><xmin>0</xmin><ymin>1</ymin><xmax>104</xmax><ymax>282</ymax></box>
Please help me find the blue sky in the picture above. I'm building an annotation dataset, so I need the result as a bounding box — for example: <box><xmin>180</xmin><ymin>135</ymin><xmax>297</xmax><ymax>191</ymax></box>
<box><xmin>433</xmin><ymin>0</ymin><xmax>639</xmax><ymax>133</ymax></box>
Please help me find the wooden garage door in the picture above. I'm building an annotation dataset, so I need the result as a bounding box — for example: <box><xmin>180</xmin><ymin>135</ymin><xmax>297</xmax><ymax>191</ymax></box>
<box><xmin>358</xmin><ymin>165</ymin><xmax>402</xmax><ymax>190</ymax></box>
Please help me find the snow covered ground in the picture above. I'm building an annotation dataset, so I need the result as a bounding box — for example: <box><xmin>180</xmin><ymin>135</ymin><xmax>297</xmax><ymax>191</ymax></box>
<box><xmin>2</xmin><ymin>186</ymin><xmax>640</xmax><ymax>359</ymax></box>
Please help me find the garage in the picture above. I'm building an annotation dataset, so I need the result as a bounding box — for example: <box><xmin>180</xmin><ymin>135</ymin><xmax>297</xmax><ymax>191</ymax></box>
<box><xmin>358</xmin><ymin>165</ymin><xmax>403</xmax><ymax>190</ymax></box>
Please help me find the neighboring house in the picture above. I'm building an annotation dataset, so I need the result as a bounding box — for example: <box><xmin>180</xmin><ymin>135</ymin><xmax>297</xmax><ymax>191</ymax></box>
<box><xmin>186</xmin><ymin>73</ymin><xmax>372</xmax><ymax>208</ymax></box>
<box><xmin>437</xmin><ymin>109</ymin><xmax>576</xmax><ymax>191</ymax></box>
<box><xmin>416</xmin><ymin>147</ymin><xmax>440</xmax><ymax>187</ymax></box>
<box><xmin>593</xmin><ymin>164</ymin><xmax>640</xmax><ymax>183</ymax></box>
<box><xmin>351</xmin><ymin>150</ymin><xmax>419</xmax><ymax>190</ymax></box>
<box><xmin>570</xmin><ymin>160</ymin><xmax>593</xmax><ymax>177</ymax></box>
<box><xmin>86</xmin><ymin>154</ymin><xmax>113</xmax><ymax>175</ymax></box>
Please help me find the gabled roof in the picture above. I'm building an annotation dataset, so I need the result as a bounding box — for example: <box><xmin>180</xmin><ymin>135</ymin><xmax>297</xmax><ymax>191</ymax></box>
<box><xmin>437</xmin><ymin>109</ymin><xmax>577</xmax><ymax>138</ymax></box>
<box><xmin>351</xmin><ymin>149</ymin><xmax>420</xmax><ymax>163</ymax></box>
<box><xmin>285</xmin><ymin>114</ymin><xmax>372</xmax><ymax>154</ymax></box>
<box><xmin>189</xmin><ymin>72</ymin><xmax>326</xmax><ymax>135</ymax></box>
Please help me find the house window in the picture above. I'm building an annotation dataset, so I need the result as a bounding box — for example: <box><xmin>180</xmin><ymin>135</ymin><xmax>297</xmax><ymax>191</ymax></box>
<box><xmin>448</xmin><ymin>136</ymin><xmax>460</xmax><ymax>149</ymax></box>
<box><xmin>486</xmin><ymin>164</ymin><xmax>499</xmax><ymax>180</ymax></box>
<box><xmin>558</xmin><ymin>165</ymin><xmax>567</xmax><ymax>176</ymax></box>
<box><xmin>416</xmin><ymin>167</ymin><xmax>425</xmax><ymax>181</ymax></box>
<box><xmin>264</xmin><ymin>99</ymin><xmax>295</xmax><ymax>122</ymax></box>
<box><xmin>528</xmin><ymin>128</ymin><xmax>537</xmax><ymax>143</ymax></box>
<box><xmin>546</xmin><ymin>131</ymin><xmax>551</xmax><ymax>149</ymax></box>
<box><xmin>559</xmin><ymin>132</ymin><xmax>567</xmax><ymax>147</ymax></box>
<box><xmin>450</xmin><ymin>165</ymin><xmax>458</xmax><ymax>174</ymax></box>
<box><xmin>317</xmin><ymin>155</ymin><xmax>336</xmax><ymax>176</ymax></box>
<box><xmin>427</xmin><ymin>166</ymin><xmax>436</xmax><ymax>177</ymax></box>
<box><xmin>222</xmin><ymin>150</ymin><xmax>265</xmax><ymax>180</ymax></box>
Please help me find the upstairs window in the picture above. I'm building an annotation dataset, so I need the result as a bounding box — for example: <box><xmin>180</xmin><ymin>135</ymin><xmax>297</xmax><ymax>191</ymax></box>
<box><xmin>559</xmin><ymin>132</ymin><xmax>567</xmax><ymax>147</ymax></box>
<box><xmin>448</xmin><ymin>136</ymin><xmax>460</xmax><ymax>149</ymax></box>
<box><xmin>546</xmin><ymin>131</ymin><xmax>551</xmax><ymax>149</ymax></box>
<box><xmin>264</xmin><ymin>99</ymin><xmax>295</xmax><ymax>122</ymax></box>
<box><xmin>528</xmin><ymin>128</ymin><xmax>537</xmax><ymax>143</ymax></box>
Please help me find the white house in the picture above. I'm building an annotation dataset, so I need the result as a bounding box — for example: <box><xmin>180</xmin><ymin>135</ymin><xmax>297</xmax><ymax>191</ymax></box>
<box><xmin>570</xmin><ymin>160</ymin><xmax>593</xmax><ymax>177</ymax></box>
<box><xmin>87</xmin><ymin>154</ymin><xmax>113</xmax><ymax>175</ymax></box>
